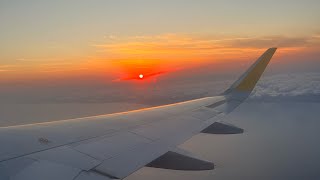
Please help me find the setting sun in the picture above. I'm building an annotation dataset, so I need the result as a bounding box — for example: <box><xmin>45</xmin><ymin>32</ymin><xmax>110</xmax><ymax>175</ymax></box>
<box><xmin>139</xmin><ymin>74</ymin><xmax>144</xmax><ymax>79</ymax></box>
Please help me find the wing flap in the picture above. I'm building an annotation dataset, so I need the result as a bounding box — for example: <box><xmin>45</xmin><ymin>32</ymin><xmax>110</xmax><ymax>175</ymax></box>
<box><xmin>131</xmin><ymin>115</ymin><xmax>201</xmax><ymax>141</ymax></box>
<box><xmin>75</xmin><ymin>171</ymin><xmax>112</xmax><ymax>180</ymax></box>
<box><xmin>27</xmin><ymin>146</ymin><xmax>100</xmax><ymax>171</ymax></box>
<box><xmin>189</xmin><ymin>107</ymin><xmax>222</xmax><ymax>120</ymax></box>
<box><xmin>93</xmin><ymin>141</ymin><xmax>169</xmax><ymax>179</ymax></box>
<box><xmin>71</xmin><ymin>132</ymin><xmax>151</xmax><ymax>160</ymax></box>
<box><xmin>11</xmin><ymin>160</ymin><xmax>80</xmax><ymax>180</ymax></box>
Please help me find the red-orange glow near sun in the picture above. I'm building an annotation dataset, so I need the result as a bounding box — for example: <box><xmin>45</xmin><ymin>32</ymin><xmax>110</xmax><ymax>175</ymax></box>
<box><xmin>111</xmin><ymin>59</ymin><xmax>177</xmax><ymax>82</ymax></box>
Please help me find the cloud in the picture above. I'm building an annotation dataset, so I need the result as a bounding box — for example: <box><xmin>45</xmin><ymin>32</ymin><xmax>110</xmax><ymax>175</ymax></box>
<box><xmin>228</xmin><ymin>36</ymin><xmax>309</xmax><ymax>48</ymax></box>
<box><xmin>0</xmin><ymin>64</ymin><xmax>18</xmax><ymax>73</ymax></box>
<box><xmin>250</xmin><ymin>73</ymin><xmax>320</xmax><ymax>102</ymax></box>
<box><xmin>0</xmin><ymin>69</ymin><xmax>12</xmax><ymax>72</ymax></box>
<box><xmin>93</xmin><ymin>34</ymin><xmax>224</xmax><ymax>59</ymax></box>
<box><xmin>93</xmin><ymin>33</ymin><xmax>320</xmax><ymax>63</ymax></box>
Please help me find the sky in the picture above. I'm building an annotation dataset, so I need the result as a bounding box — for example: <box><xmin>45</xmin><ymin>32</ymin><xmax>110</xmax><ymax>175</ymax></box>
<box><xmin>1</xmin><ymin>0</ymin><xmax>320</xmax><ymax>79</ymax></box>
<box><xmin>0</xmin><ymin>0</ymin><xmax>320</xmax><ymax>103</ymax></box>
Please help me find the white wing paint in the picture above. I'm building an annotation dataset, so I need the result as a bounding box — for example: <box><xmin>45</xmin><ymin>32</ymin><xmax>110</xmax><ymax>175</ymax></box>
<box><xmin>0</xmin><ymin>48</ymin><xmax>277</xmax><ymax>180</ymax></box>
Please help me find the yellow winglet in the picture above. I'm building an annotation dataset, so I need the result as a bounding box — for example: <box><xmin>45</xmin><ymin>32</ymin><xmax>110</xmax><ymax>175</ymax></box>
<box><xmin>225</xmin><ymin>48</ymin><xmax>277</xmax><ymax>94</ymax></box>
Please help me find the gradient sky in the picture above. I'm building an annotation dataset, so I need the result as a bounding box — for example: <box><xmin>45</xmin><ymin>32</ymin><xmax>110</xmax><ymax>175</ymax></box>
<box><xmin>0</xmin><ymin>0</ymin><xmax>320</xmax><ymax>81</ymax></box>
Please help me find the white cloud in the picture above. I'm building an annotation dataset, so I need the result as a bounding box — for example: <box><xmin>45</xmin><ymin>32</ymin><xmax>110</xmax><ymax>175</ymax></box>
<box><xmin>250</xmin><ymin>73</ymin><xmax>320</xmax><ymax>102</ymax></box>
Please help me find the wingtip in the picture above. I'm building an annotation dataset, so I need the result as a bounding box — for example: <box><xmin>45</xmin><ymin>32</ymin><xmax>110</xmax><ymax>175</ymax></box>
<box><xmin>223</xmin><ymin>47</ymin><xmax>277</xmax><ymax>98</ymax></box>
<box><xmin>269</xmin><ymin>47</ymin><xmax>277</xmax><ymax>51</ymax></box>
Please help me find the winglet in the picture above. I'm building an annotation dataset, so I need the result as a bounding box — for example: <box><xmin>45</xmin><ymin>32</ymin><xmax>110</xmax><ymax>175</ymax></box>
<box><xmin>224</xmin><ymin>48</ymin><xmax>277</xmax><ymax>97</ymax></box>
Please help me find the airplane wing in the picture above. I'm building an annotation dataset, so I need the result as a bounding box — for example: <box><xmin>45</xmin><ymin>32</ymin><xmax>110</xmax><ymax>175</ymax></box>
<box><xmin>0</xmin><ymin>48</ymin><xmax>277</xmax><ymax>180</ymax></box>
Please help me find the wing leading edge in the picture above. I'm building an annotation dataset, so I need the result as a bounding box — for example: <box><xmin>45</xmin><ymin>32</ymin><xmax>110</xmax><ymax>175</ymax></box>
<box><xmin>0</xmin><ymin>48</ymin><xmax>277</xmax><ymax>180</ymax></box>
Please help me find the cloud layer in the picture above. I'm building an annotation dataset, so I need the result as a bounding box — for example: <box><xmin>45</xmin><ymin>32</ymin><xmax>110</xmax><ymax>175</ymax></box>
<box><xmin>95</xmin><ymin>33</ymin><xmax>320</xmax><ymax>60</ymax></box>
<box><xmin>250</xmin><ymin>72</ymin><xmax>320</xmax><ymax>102</ymax></box>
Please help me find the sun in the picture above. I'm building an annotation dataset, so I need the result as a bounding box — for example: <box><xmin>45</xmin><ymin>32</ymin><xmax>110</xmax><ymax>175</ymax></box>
<box><xmin>139</xmin><ymin>74</ymin><xmax>144</xmax><ymax>79</ymax></box>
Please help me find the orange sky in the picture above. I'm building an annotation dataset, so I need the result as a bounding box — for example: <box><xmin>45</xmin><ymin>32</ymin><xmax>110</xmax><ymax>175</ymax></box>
<box><xmin>0</xmin><ymin>1</ymin><xmax>320</xmax><ymax>82</ymax></box>
<box><xmin>5</xmin><ymin>33</ymin><xmax>315</xmax><ymax>82</ymax></box>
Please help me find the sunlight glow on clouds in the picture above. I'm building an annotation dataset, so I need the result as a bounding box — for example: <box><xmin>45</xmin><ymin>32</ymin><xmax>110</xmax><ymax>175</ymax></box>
<box><xmin>94</xmin><ymin>33</ymin><xmax>313</xmax><ymax>62</ymax></box>
<box><xmin>87</xmin><ymin>33</ymin><xmax>319</xmax><ymax>81</ymax></box>
<box><xmin>94</xmin><ymin>33</ymin><xmax>320</xmax><ymax>62</ymax></box>
<box><xmin>0</xmin><ymin>33</ymin><xmax>319</xmax><ymax>82</ymax></box>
